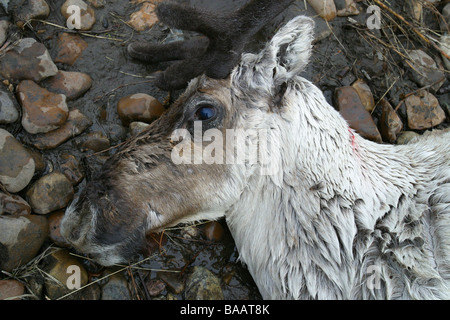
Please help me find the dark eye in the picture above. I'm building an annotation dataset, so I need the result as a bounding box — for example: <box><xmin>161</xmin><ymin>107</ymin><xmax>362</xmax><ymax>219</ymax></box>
<box><xmin>195</xmin><ymin>105</ymin><xmax>217</xmax><ymax>121</ymax></box>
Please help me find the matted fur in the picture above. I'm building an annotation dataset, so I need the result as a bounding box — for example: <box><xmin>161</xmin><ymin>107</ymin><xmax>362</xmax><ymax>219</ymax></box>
<box><xmin>61</xmin><ymin>16</ymin><xmax>450</xmax><ymax>299</ymax></box>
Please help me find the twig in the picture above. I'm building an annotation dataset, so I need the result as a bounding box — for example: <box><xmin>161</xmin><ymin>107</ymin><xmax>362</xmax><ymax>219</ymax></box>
<box><xmin>325</xmin><ymin>19</ymin><xmax>348</xmax><ymax>56</ymax></box>
<box><xmin>373</xmin><ymin>0</ymin><xmax>450</xmax><ymax>60</ymax></box>
<box><xmin>136</xmin><ymin>271</ymin><xmax>151</xmax><ymax>300</ymax></box>
<box><xmin>127</xmin><ymin>267</ymin><xmax>141</xmax><ymax>300</ymax></box>
<box><xmin>372</xmin><ymin>76</ymin><xmax>399</xmax><ymax>115</ymax></box>
<box><xmin>79</xmin><ymin>32</ymin><xmax>124</xmax><ymax>42</ymax></box>
<box><xmin>109</xmin><ymin>12</ymin><xmax>136</xmax><ymax>31</ymax></box>
<box><xmin>56</xmin><ymin>257</ymin><xmax>153</xmax><ymax>300</ymax></box>
<box><xmin>30</xmin><ymin>19</ymin><xmax>125</xmax><ymax>42</ymax></box>
<box><xmin>93</xmin><ymin>79</ymin><xmax>155</xmax><ymax>102</ymax></box>
<box><xmin>119</xmin><ymin>70</ymin><xmax>155</xmax><ymax>78</ymax></box>
<box><xmin>84</xmin><ymin>140</ymin><xmax>127</xmax><ymax>157</ymax></box>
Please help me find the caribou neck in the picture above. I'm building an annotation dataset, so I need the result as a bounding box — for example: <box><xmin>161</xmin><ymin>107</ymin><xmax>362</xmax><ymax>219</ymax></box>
<box><xmin>225</xmin><ymin>77</ymin><xmax>419</xmax><ymax>299</ymax></box>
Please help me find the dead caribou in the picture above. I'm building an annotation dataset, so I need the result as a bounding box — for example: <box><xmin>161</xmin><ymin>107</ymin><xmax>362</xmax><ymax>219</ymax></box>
<box><xmin>61</xmin><ymin>15</ymin><xmax>450</xmax><ymax>299</ymax></box>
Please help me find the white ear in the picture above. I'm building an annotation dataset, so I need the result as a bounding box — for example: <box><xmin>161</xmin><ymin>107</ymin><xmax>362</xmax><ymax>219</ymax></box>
<box><xmin>233</xmin><ymin>16</ymin><xmax>315</xmax><ymax>96</ymax></box>
<box><xmin>268</xmin><ymin>15</ymin><xmax>315</xmax><ymax>84</ymax></box>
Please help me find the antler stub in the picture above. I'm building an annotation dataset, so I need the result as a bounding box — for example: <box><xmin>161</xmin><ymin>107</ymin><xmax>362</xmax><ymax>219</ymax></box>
<box><xmin>127</xmin><ymin>0</ymin><xmax>295</xmax><ymax>91</ymax></box>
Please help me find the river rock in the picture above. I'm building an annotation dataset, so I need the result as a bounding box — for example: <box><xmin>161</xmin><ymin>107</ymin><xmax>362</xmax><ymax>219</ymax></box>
<box><xmin>117</xmin><ymin>93</ymin><xmax>165</xmax><ymax>126</ymax></box>
<box><xmin>87</xmin><ymin>0</ymin><xmax>105</xmax><ymax>8</ymax></box>
<box><xmin>26</xmin><ymin>171</ymin><xmax>74</xmax><ymax>214</ymax></box>
<box><xmin>42</xmin><ymin>71</ymin><xmax>92</xmax><ymax>101</ymax></box>
<box><xmin>0</xmin><ymin>192</ymin><xmax>31</xmax><ymax>215</ymax></box>
<box><xmin>17</xmin><ymin>80</ymin><xmax>69</xmax><ymax>134</ymax></box>
<box><xmin>184</xmin><ymin>266</ymin><xmax>224</xmax><ymax>300</ymax></box>
<box><xmin>60</xmin><ymin>153</ymin><xmax>84</xmax><ymax>185</ymax></box>
<box><xmin>404</xmin><ymin>0</ymin><xmax>422</xmax><ymax>21</ymax></box>
<box><xmin>203</xmin><ymin>221</ymin><xmax>225</xmax><ymax>241</ymax></box>
<box><xmin>146</xmin><ymin>279</ymin><xmax>166</xmax><ymax>297</ymax></box>
<box><xmin>440</xmin><ymin>34</ymin><xmax>450</xmax><ymax>71</ymax></box>
<box><xmin>157</xmin><ymin>271</ymin><xmax>184</xmax><ymax>294</ymax></box>
<box><xmin>53</xmin><ymin>32</ymin><xmax>88</xmax><ymax>66</ymax></box>
<box><xmin>404</xmin><ymin>91</ymin><xmax>446</xmax><ymax>130</ymax></box>
<box><xmin>0</xmin><ymin>86</ymin><xmax>19</xmax><ymax>124</ymax></box>
<box><xmin>102</xmin><ymin>123</ymin><xmax>127</xmax><ymax>143</ymax></box>
<box><xmin>0</xmin><ymin>20</ymin><xmax>10</xmax><ymax>47</ymax></box>
<box><xmin>129</xmin><ymin>121</ymin><xmax>150</xmax><ymax>136</ymax></box>
<box><xmin>336</xmin><ymin>0</ymin><xmax>360</xmax><ymax>17</ymax></box>
<box><xmin>379</xmin><ymin>99</ymin><xmax>403</xmax><ymax>143</ymax></box>
<box><xmin>396</xmin><ymin>131</ymin><xmax>420</xmax><ymax>145</ymax></box>
<box><xmin>440</xmin><ymin>3</ymin><xmax>450</xmax><ymax>32</ymax></box>
<box><xmin>76</xmin><ymin>131</ymin><xmax>110</xmax><ymax>152</ymax></box>
<box><xmin>101</xmin><ymin>272</ymin><xmax>132</xmax><ymax>300</ymax></box>
<box><xmin>61</xmin><ymin>0</ymin><xmax>96</xmax><ymax>31</ymax></box>
<box><xmin>13</xmin><ymin>0</ymin><xmax>49</xmax><ymax>24</ymax></box>
<box><xmin>48</xmin><ymin>210</ymin><xmax>70</xmax><ymax>247</ymax></box>
<box><xmin>334</xmin><ymin>86</ymin><xmax>382</xmax><ymax>143</ymax></box>
<box><xmin>351</xmin><ymin>79</ymin><xmax>375</xmax><ymax>113</ymax></box>
<box><xmin>128</xmin><ymin>1</ymin><xmax>160</xmax><ymax>31</ymax></box>
<box><xmin>0</xmin><ymin>279</ymin><xmax>25</xmax><ymax>300</ymax></box>
<box><xmin>0</xmin><ymin>38</ymin><xmax>58</xmax><ymax>83</ymax></box>
<box><xmin>42</xmin><ymin>248</ymin><xmax>89</xmax><ymax>300</ymax></box>
<box><xmin>0</xmin><ymin>128</ymin><xmax>35</xmax><ymax>193</ymax></box>
<box><xmin>25</xmin><ymin>147</ymin><xmax>46</xmax><ymax>173</ymax></box>
<box><xmin>406</xmin><ymin>49</ymin><xmax>445</xmax><ymax>93</ymax></box>
<box><xmin>307</xmin><ymin>0</ymin><xmax>336</xmax><ymax>21</ymax></box>
<box><xmin>0</xmin><ymin>214</ymin><xmax>48</xmax><ymax>272</ymax></box>
<box><xmin>27</xmin><ymin>109</ymin><xmax>92</xmax><ymax>150</ymax></box>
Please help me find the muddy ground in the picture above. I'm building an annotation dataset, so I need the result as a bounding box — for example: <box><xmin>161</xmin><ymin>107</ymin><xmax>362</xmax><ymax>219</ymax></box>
<box><xmin>1</xmin><ymin>0</ymin><xmax>449</xmax><ymax>300</ymax></box>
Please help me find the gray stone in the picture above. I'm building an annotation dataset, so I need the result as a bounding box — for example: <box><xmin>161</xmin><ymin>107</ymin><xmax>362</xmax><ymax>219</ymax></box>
<box><xmin>129</xmin><ymin>121</ymin><xmax>150</xmax><ymax>136</ymax></box>
<box><xmin>0</xmin><ymin>214</ymin><xmax>48</xmax><ymax>272</ymax></box>
<box><xmin>439</xmin><ymin>34</ymin><xmax>450</xmax><ymax>71</ymax></box>
<box><xmin>0</xmin><ymin>279</ymin><xmax>25</xmax><ymax>300</ymax></box>
<box><xmin>26</xmin><ymin>171</ymin><xmax>74</xmax><ymax>214</ymax></box>
<box><xmin>17</xmin><ymin>80</ymin><xmax>68</xmax><ymax>134</ymax></box>
<box><xmin>0</xmin><ymin>128</ymin><xmax>35</xmax><ymax>193</ymax></box>
<box><xmin>0</xmin><ymin>38</ymin><xmax>57</xmax><ymax>83</ymax></box>
<box><xmin>13</xmin><ymin>0</ymin><xmax>49</xmax><ymax>23</ymax></box>
<box><xmin>0</xmin><ymin>20</ymin><xmax>10</xmax><ymax>47</ymax></box>
<box><xmin>101</xmin><ymin>272</ymin><xmax>132</xmax><ymax>300</ymax></box>
<box><xmin>0</xmin><ymin>192</ymin><xmax>31</xmax><ymax>215</ymax></box>
<box><xmin>406</xmin><ymin>49</ymin><xmax>445</xmax><ymax>92</ymax></box>
<box><xmin>0</xmin><ymin>87</ymin><xmax>19</xmax><ymax>124</ymax></box>
<box><xmin>184</xmin><ymin>266</ymin><xmax>224</xmax><ymax>300</ymax></box>
<box><xmin>404</xmin><ymin>90</ymin><xmax>446</xmax><ymax>130</ymax></box>
<box><xmin>42</xmin><ymin>71</ymin><xmax>93</xmax><ymax>101</ymax></box>
<box><xmin>396</xmin><ymin>131</ymin><xmax>420</xmax><ymax>145</ymax></box>
<box><xmin>27</xmin><ymin>109</ymin><xmax>92</xmax><ymax>150</ymax></box>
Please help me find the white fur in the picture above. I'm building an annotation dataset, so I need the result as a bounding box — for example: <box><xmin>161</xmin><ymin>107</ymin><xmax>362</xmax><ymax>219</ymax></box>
<box><xmin>223</xmin><ymin>16</ymin><xmax>450</xmax><ymax>299</ymax></box>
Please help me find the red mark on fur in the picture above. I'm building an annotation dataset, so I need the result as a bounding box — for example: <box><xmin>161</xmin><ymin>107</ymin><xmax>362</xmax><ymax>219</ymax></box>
<box><xmin>348</xmin><ymin>127</ymin><xmax>357</xmax><ymax>151</ymax></box>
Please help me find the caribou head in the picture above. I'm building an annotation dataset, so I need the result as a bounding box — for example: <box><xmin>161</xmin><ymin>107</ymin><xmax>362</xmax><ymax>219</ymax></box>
<box><xmin>61</xmin><ymin>15</ymin><xmax>315</xmax><ymax>267</ymax></box>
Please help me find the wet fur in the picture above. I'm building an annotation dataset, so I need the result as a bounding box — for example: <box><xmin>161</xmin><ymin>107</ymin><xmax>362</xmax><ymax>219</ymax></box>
<box><xmin>62</xmin><ymin>16</ymin><xmax>450</xmax><ymax>299</ymax></box>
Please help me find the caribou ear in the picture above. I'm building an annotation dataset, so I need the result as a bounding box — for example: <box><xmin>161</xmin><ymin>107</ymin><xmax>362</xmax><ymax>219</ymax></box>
<box><xmin>232</xmin><ymin>16</ymin><xmax>314</xmax><ymax>99</ymax></box>
<box><xmin>268</xmin><ymin>16</ymin><xmax>315</xmax><ymax>86</ymax></box>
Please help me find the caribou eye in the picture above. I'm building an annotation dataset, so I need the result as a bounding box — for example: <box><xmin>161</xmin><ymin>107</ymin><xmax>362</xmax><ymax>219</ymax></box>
<box><xmin>194</xmin><ymin>105</ymin><xmax>217</xmax><ymax>121</ymax></box>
